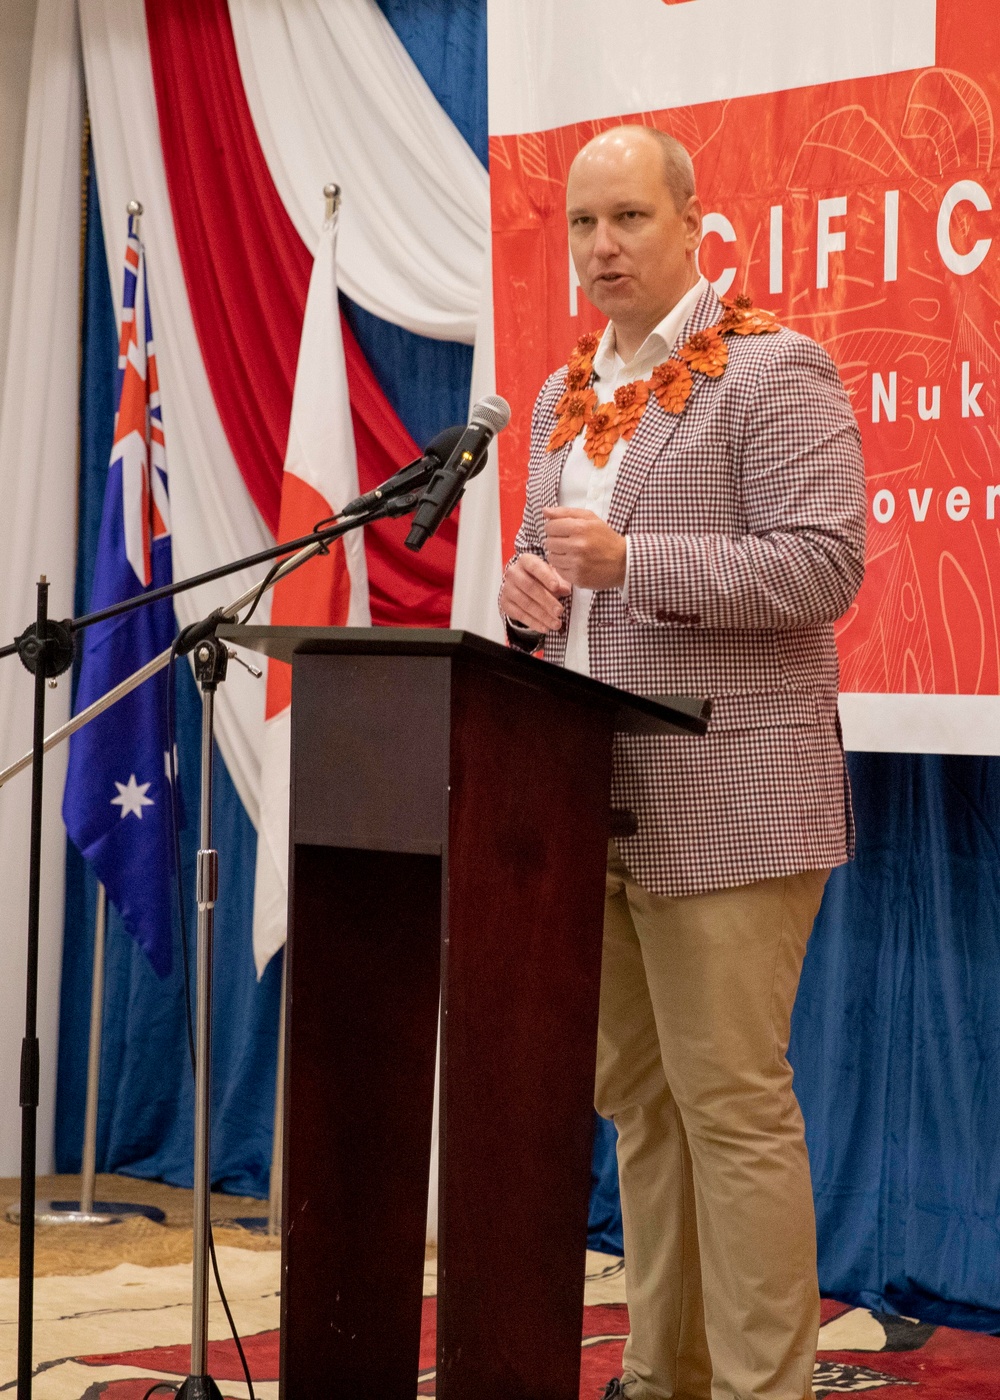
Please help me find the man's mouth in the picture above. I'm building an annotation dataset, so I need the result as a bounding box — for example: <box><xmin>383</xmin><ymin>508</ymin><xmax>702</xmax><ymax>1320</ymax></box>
<box><xmin>598</xmin><ymin>272</ymin><xmax>629</xmax><ymax>285</ymax></box>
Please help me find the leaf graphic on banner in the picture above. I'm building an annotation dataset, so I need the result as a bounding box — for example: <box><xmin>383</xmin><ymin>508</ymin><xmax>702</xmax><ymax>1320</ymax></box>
<box><xmin>488</xmin><ymin>135</ymin><xmax>514</xmax><ymax>173</ymax></box>
<box><xmin>789</xmin><ymin>107</ymin><xmax>937</xmax><ymax>210</ymax></box>
<box><xmin>653</xmin><ymin>103</ymin><xmax>728</xmax><ymax>159</ymax></box>
<box><xmin>824</xmin><ymin>328</ymin><xmax>952</xmax><ymax>418</ymax></box>
<box><xmin>838</xmin><ymin>530</ymin><xmax>937</xmax><ymax>694</ymax></box>
<box><xmin>901</xmin><ymin>68</ymin><xmax>994</xmax><ymax>176</ymax></box>
<box><xmin>518</xmin><ymin>131</ymin><xmax>555</xmax><ymax>185</ymax></box>
<box><xmin>939</xmin><ymin>549</ymin><xmax>988</xmax><ymax>691</ymax></box>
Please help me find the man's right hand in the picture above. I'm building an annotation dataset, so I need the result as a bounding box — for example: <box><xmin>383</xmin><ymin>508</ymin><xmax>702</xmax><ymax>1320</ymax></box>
<box><xmin>499</xmin><ymin>553</ymin><xmax>572</xmax><ymax>633</ymax></box>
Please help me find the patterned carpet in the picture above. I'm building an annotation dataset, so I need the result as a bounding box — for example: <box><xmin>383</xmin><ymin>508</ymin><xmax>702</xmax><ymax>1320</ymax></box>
<box><xmin>0</xmin><ymin>1247</ymin><xmax>996</xmax><ymax>1397</ymax></box>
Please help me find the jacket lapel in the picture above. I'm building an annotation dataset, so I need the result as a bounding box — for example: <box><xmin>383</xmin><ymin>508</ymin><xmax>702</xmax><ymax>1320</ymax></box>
<box><xmin>608</xmin><ymin>284</ymin><xmax>723</xmax><ymax>535</ymax></box>
<box><xmin>538</xmin><ymin>438</ymin><xmax>571</xmax><ymax>512</ymax></box>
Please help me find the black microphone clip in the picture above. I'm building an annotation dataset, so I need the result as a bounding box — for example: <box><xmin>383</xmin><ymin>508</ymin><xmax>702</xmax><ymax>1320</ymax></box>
<box><xmin>339</xmin><ymin>423</ymin><xmax>466</xmax><ymax>519</ymax></box>
<box><xmin>405</xmin><ymin>396</ymin><xmax>511</xmax><ymax>552</ymax></box>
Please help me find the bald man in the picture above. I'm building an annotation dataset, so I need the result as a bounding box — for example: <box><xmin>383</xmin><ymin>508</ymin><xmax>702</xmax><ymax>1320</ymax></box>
<box><xmin>500</xmin><ymin>128</ymin><xmax>866</xmax><ymax>1400</ymax></box>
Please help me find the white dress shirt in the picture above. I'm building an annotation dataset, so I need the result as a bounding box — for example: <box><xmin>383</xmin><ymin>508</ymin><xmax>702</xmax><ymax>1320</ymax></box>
<box><xmin>558</xmin><ymin>276</ymin><xmax>708</xmax><ymax>676</ymax></box>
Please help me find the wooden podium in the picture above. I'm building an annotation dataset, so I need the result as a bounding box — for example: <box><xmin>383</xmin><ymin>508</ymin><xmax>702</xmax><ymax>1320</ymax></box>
<box><xmin>225</xmin><ymin>627</ymin><xmax>709</xmax><ymax>1400</ymax></box>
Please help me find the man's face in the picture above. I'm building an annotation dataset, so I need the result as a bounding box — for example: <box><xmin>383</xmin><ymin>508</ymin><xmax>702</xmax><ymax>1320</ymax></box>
<box><xmin>566</xmin><ymin>133</ymin><xmax>702</xmax><ymax>329</ymax></box>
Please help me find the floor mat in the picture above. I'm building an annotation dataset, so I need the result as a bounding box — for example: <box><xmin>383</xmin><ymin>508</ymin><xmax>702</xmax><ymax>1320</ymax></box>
<box><xmin>1</xmin><ymin>1249</ymin><xmax>996</xmax><ymax>1397</ymax></box>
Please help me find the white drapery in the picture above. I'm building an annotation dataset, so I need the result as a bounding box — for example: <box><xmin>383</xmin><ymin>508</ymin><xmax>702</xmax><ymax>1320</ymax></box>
<box><xmin>451</xmin><ymin>237</ymin><xmax>505</xmax><ymax>640</ymax></box>
<box><xmin>0</xmin><ymin>0</ymin><xmax>81</xmax><ymax>1175</ymax></box>
<box><xmin>80</xmin><ymin>0</ymin><xmax>273</xmax><ymax>826</ymax></box>
<box><xmin>230</xmin><ymin>0</ymin><xmax>504</xmax><ymax>634</ymax></box>
<box><xmin>0</xmin><ymin>0</ymin><xmax>39</xmax><ymax>408</ymax></box>
<box><xmin>228</xmin><ymin>0</ymin><xmax>489</xmax><ymax>344</ymax></box>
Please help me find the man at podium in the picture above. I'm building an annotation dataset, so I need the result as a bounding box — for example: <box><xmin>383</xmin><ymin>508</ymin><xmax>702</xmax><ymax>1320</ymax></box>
<box><xmin>500</xmin><ymin>126</ymin><xmax>866</xmax><ymax>1400</ymax></box>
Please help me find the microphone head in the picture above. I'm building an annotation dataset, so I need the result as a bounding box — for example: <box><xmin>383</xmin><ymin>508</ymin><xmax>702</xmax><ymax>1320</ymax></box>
<box><xmin>470</xmin><ymin>394</ymin><xmax>511</xmax><ymax>434</ymax></box>
<box><xmin>424</xmin><ymin>423</ymin><xmax>466</xmax><ymax>466</ymax></box>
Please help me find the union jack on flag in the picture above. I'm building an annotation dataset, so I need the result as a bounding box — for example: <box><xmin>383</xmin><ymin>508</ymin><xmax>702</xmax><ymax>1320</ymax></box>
<box><xmin>115</xmin><ymin>217</ymin><xmax>170</xmax><ymax>586</ymax></box>
<box><xmin>63</xmin><ymin>210</ymin><xmax>179</xmax><ymax>977</ymax></box>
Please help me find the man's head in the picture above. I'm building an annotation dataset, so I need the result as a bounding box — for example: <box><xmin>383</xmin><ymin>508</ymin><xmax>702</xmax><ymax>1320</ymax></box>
<box><xmin>566</xmin><ymin>126</ymin><xmax>702</xmax><ymax>353</ymax></box>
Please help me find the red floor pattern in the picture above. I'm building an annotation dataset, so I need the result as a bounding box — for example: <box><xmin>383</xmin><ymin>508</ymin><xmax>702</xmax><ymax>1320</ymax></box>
<box><xmin>76</xmin><ymin>1295</ymin><xmax>1000</xmax><ymax>1398</ymax></box>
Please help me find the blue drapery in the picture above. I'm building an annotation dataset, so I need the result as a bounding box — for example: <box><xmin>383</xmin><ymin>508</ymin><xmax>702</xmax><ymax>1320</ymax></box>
<box><xmin>590</xmin><ymin>752</ymin><xmax>1000</xmax><ymax>1332</ymax></box>
<box><xmin>794</xmin><ymin>753</ymin><xmax>1000</xmax><ymax>1331</ymax></box>
<box><xmin>58</xmin><ymin>0</ymin><xmax>1000</xmax><ymax>1333</ymax></box>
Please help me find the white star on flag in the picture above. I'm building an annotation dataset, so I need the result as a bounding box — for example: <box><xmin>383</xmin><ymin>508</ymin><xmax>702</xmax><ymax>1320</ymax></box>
<box><xmin>111</xmin><ymin>774</ymin><xmax>155</xmax><ymax>820</ymax></box>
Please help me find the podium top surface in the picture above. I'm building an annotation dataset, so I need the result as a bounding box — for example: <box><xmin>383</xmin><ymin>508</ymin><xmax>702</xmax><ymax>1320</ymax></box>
<box><xmin>220</xmin><ymin>625</ymin><xmax>711</xmax><ymax>737</ymax></box>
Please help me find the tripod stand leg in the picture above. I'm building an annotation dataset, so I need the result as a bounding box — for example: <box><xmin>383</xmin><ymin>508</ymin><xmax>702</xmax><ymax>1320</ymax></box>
<box><xmin>179</xmin><ymin>641</ymin><xmax>228</xmax><ymax>1397</ymax></box>
<box><xmin>16</xmin><ymin>579</ymin><xmax>51</xmax><ymax>1400</ymax></box>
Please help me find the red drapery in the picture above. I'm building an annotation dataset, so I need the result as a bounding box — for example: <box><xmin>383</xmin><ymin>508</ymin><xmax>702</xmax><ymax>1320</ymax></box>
<box><xmin>144</xmin><ymin>0</ymin><xmax>457</xmax><ymax>626</ymax></box>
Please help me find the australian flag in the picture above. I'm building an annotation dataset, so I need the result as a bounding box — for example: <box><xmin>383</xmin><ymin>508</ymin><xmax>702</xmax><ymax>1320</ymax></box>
<box><xmin>63</xmin><ymin>213</ymin><xmax>177</xmax><ymax>977</ymax></box>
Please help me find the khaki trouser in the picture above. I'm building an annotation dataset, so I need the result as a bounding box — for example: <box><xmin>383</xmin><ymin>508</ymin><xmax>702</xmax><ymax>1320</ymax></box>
<box><xmin>595</xmin><ymin>844</ymin><xmax>829</xmax><ymax>1400</ymax></box>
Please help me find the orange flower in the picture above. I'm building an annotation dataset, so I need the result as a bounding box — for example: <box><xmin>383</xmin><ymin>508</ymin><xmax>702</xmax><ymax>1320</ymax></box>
<box><xmin>728</xmin><ymin>308</ymin><xmax>780</xmax><ymax>336</ymax></box>
<box><xmin>680</xmin><ymin>328</ymin><xmax>728</xmax><ymax>377</ymax></box>
<box><xmin>584</xmin><ymin>401</ymin><xmax>621</xmax><ymax>468</ymax></box>
<box><xmin>649</xmin><ymin>358</ymin><xmax>694</xmax><ymax>414</ymax></box>
<box><xmin>719</xmin><ymin>295</ymin><xmax>780</xmax><ymax>336</ymax></box>
<box><xmin>547</xmin><ymin>385</ymin><xmax>597</xmax><ymax>452</ymax></box>
<box><xmin>575</xmin><ymin>331</ymin><xmax>601</xmax><ymax>358</ymax></box>
<box><xmin>565</xmin><ymin>355</ymin><xmax>593</xmax><ymax>390</ymax></box>
<box><xmin>613</xmin><ymin>379</ymin><xmax>650</xmax><ymax>440</ymax></box>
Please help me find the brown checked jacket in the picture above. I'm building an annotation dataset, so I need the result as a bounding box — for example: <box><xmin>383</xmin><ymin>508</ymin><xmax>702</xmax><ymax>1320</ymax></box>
<box><xmin>504</xmin><ymin>284</ymin><xmax>867</xmax><ymax>896</ymax></box>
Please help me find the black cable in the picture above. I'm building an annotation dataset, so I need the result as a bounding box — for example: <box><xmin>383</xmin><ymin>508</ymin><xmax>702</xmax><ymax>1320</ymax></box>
<box><xmin>164</xmin><ymin>640</ymin><xmax>257</xmax><ymax>1400</ymax></box>
<box><xmin>240</xmin><ymin>556</ymin><xmax>285</xmax><ymax>627</ymax></box>
<box><xmin>241</xmin><ymin>509</ymin><xmax>342</xmax><ymax>627</ymax></box>
<box><xmin>209</xmin><ymin>1226</ymin><xmax>256</xmax><ymax>1392</ymax></box>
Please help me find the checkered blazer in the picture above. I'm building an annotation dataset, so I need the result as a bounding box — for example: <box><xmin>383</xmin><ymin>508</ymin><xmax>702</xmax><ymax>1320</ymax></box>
<box><xmin>505</xmin><ymin>284</ymin><xmax>867</xmax><ymax>895</ymax></box>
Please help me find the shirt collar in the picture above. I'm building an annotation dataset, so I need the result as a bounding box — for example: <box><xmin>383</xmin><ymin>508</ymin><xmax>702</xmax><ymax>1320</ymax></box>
<box><xmin>593</xmin><ymin>276</ymin><xmax>709</xmax><ymax>383</ymax></box>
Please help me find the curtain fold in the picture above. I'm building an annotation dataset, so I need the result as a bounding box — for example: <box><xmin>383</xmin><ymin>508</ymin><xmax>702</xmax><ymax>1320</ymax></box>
<box><xmin>228</xmin><ymin>0</ymin><xmax>488</xmax><ymax>342</ymax></box>
<box><xmin>791</xmin><ymin>751</ymin><xmax>1000</xmax><ymax>1331</ymax></box>
<box><xmin>80</xmin><ymin>0</ymin><xmax>272</xmax><ymax>825</ymax></box>
<box><xmin>0</xmin><ymin>0</ymin><xmax>81</xmax><ymax>1175</ymax></box>
<box><xmin>144</xmin><ymin>0</ymin><xmax>457</xmax><ymax>627</ymax></box>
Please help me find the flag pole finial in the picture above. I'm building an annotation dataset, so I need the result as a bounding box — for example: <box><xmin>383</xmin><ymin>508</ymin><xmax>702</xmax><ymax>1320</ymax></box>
<box><xmin>324</xmin><ymin>183</ymin><xmax>341</xmax><ymax>220</ymax></box>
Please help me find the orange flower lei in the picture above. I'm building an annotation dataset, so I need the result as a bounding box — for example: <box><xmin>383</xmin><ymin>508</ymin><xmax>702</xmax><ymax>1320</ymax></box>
<box><xmin>547</xmin><ymin>294</ymin><xmax>780</xmax><ymax>465</ymax></box>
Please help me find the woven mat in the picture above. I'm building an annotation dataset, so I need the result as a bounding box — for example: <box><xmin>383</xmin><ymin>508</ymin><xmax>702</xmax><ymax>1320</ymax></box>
<box><xmin>1</xmin><ymin>1180</ymin><xmax>997</xmax><ymax>1397</ymax></box>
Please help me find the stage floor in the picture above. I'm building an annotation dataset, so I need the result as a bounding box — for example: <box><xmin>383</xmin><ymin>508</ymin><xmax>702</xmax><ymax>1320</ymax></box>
<box><xmin>0</xmin><ymin>1177</ymin><xmax>995</xmax><ymax>1398</ymax></box>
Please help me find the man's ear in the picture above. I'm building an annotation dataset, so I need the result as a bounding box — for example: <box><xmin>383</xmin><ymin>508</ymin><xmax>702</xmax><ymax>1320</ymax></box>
<box><xmin>684</xmin><ymin>196</ymin><xmax>703</xmax><ymax>252</ymax></box>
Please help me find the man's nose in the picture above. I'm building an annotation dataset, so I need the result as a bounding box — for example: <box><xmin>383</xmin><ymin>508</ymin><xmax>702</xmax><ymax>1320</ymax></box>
<box><xmin>593</xmin><ymin>219</ymin><xmax>620</xmax><ymax>259</ymax></box>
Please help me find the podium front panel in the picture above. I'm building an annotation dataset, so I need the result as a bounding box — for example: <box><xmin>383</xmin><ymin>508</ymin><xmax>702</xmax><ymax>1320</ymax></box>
<box><xmin>280</xmin><ymin>642</ymin><xmax>620</xmax><ymax>1400</ymax></box>
<box><xmin>293</xmin><ymin>651</ymin><xmax>451</xmax><ymax>854</ymax></box>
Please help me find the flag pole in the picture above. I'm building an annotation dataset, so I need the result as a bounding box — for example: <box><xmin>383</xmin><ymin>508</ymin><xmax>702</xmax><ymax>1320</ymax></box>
<box><xmin>78</xmin><ymin>882</ymin><xmax>108</xmax><ymax>1216</ymax></box>
<box><xmin>6</xmin><ymin>882</ymin><xmax>167</xmax><ymax>1227</ymax></box>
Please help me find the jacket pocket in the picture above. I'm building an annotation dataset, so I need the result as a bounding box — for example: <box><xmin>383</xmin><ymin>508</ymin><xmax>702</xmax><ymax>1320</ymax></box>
<box><xmin>706</xmin><ymin>689</ymin><xmax>821</xmax><ymax>732</ymax></box>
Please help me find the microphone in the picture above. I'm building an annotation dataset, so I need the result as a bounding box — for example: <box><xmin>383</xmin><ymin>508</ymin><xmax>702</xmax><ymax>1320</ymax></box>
<box><xmin>339</xmin><ymin>423</ymin><xmax>466</xmax><ymax>518</ymax></box>
<box><xmin>404</xmin><ymin>395</ymin><xmax>511</xmax><ymax>552</ymax></box>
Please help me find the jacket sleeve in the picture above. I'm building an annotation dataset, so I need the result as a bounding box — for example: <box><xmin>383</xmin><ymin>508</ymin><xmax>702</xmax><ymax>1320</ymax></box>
<box><xmin>624</xmin><ymin>334</ymin><xmax>867</xmax><ymax>630</ymax></box>
<box><xmin>498</xmin><ymin>380</ymin><xmax>558</xmax><ymax>650</ymax></box>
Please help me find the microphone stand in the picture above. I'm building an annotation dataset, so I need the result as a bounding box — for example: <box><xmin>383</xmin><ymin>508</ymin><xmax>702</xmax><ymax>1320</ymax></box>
<box><xmin>1</xmin><ymin>490</ymin><xmax>419</xmax><ymax>1400</ymax></box>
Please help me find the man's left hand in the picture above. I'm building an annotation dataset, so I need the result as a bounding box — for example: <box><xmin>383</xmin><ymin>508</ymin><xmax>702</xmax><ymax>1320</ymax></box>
<box><xmin>542</xmin><ymin>507</ymin><xmax>627</xmax><ymax>589</ymax></box>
